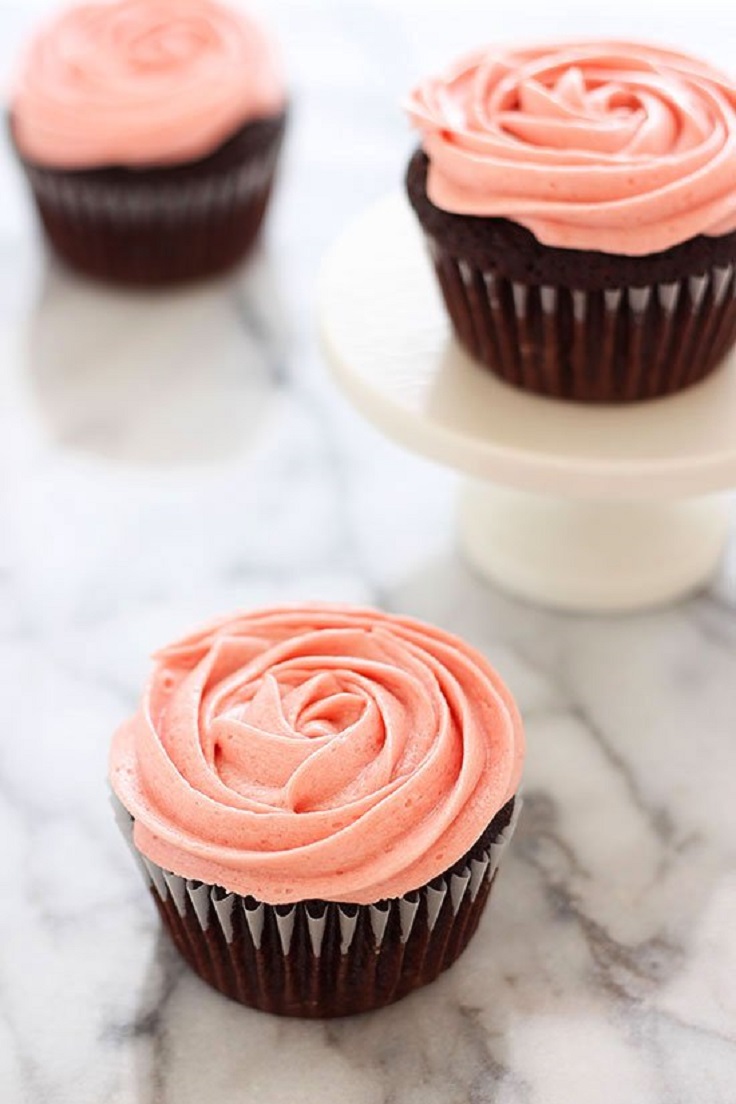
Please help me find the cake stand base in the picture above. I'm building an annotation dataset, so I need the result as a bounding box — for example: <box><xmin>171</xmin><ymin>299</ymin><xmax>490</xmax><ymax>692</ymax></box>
<box><xmin>458</xmin><ymin>483</ymin><xmax>729</xmax><ymax>612</ymax></box>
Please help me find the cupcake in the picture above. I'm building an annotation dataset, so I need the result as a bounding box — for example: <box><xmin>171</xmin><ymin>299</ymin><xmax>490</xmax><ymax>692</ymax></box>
<box><xmin>109</xmin><ymin>604</ymin><xmax>524</xmax><ymax>1018</ymax></box>
<box><xmin>406</xmin><ymin>42</ymin><xmax>736</xmax><ymax>402</ymax></box>
<box><xmin>10</xmin><ymin>0</ymin><xmax>287</xmax><ymax>286</ymax></box>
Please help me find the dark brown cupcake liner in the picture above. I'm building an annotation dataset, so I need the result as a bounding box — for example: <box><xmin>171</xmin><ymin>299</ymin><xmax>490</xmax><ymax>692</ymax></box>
<box><xmin>113</xmin><ymin>795</ymin><xmax>521</xmax><ymax>1018</ymax></box>
<box><xmin>406</xmin><ymin>147</ymin><xmax>736</xmax><ymax>403</ymax></box>
<box><xmin>24</xmin><ymin>152</ymin><xmax>278</xmax><ymax>222</ymax></box>
<box><xmin>427</xmin><ymin>239</ymin><xmax>736</xmax><ymax>403</ymax></box>
<box><xmin>15</xmin><ymin>114</ymin><xmax>286</xmax><ymax>286</ymax></box>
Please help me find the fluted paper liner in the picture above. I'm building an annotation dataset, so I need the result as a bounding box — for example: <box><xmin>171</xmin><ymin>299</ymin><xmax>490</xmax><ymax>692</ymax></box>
<box><xmin>17</xmin><ymin>123</ymin><xmax>285</xmax><ymax>286</ymax></box>
<box><xmin>113</xmin><ymin>795</ymin><xmax>521</xmax><ymax>1018</ymax></box>
<box><xmin>25</xmin><ymin>150</ymin><xmax>278</xmax><ymax>223</ymax></box>
<box><xmin>428</xmin><ymin>238</ymin><xmax>736</xmax><ymax>402</ymax></box>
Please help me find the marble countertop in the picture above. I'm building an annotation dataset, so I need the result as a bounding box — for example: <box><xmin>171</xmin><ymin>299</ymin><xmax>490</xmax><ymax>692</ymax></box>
<box><xmin>1</xmin><ymin>2</ymin><xmax>736</xmax><ymax>1102</ymax></box>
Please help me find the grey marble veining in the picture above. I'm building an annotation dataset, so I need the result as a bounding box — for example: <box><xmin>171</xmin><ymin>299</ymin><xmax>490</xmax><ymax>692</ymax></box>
<box><xmin>1</xmin><ymin>1</ymin><xmax>736</xmax><ymax>1101</ymax></box>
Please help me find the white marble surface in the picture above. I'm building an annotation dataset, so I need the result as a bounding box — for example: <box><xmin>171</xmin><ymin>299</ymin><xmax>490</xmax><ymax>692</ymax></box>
<box><xmin>1</xmin><ymin>2</ymin><xmax>736</xmax><ymax>1102</ymax></box>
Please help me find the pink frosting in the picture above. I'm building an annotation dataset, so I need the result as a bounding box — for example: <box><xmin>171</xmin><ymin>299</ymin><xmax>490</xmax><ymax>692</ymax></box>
<box><xmin>109</xmin><ymin>605</ymin><xmax>524</xmax><ymax>905</ymax></box>
<box><xmin>12</xmin><ymin>0</ymin><xmax>285</xmax><ymax>169</ymax></box>
<box><xmin>406</xmin><ymin>41</ymin><xmax>736</xmax><ymax>254</ymax></box>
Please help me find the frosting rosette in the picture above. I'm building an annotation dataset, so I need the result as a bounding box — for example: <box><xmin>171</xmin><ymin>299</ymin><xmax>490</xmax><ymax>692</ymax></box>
<box><xmin>407</xmin><ymin>41</ymin><xmax>736</xmax><ymax>254</ymax></box>
<box><xmin>12</xmin><ymin>0</ymin><xmax>285</xmax><ymax>169</ymax></box>
<box><xmin>110</xmin><ymin>605</ymin><xmax>524</xmax><ymax>905</ymax></box>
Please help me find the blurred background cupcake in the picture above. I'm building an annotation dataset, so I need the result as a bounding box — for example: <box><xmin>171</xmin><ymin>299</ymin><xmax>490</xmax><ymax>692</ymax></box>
<box><xmin>109</xmin><ymin>604</ymin><xmax>525</xmax><ymax>1018</ymax></box>
<box><xmin>10</xmin><ymin>0</ymin><xmax>287</xmax><ymax>286</ymax></box>
<box><xmin>406</xmin><ymin>41</ymin><xmax>736</xmax><ymax>403</ymax></box>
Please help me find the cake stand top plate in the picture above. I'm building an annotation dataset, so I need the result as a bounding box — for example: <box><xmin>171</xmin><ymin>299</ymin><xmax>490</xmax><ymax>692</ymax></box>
<box><xmin>319</xmin><ymin>194</ymin><xmax>736</xmax><ymax>501</ymax></box>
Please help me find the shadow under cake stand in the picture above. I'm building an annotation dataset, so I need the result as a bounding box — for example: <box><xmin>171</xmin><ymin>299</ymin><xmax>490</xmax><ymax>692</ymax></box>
<box><xmin>319</xmin><ymin>195</ymin><xmax>736</xmax><ymax>613</ymax></box>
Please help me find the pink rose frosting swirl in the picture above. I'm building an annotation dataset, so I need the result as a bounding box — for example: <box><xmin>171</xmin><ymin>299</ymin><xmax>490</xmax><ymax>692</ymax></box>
<box><xmin>407</xmin><ymin>41</ymin><xmax>736</xmax><ymax>254</ymax></box>
<box><xmin>110</xmin><ymin>605</ymin><xmax>524</xmax><ymax>905</ymax></box>
<box><xmin>12</xmin><ymin>0</ymin><xmax>286</xmax><ymax>169</ymax></box>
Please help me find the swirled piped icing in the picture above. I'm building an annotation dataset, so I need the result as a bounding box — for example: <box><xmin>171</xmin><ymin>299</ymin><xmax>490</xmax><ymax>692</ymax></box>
<box><xmin>406</xmin><ymin>41</ymin><xmax>736</xmax><ymax>254</ymax></box>
<box><xmin>110</xmin><ymin>605</ymin><xmax>524</xmax><ymax>905</ymax></box>
<box><xmin>12</xmin><ymin>0</ymin><xmax>285</xmax><ymax>169</ymax></box>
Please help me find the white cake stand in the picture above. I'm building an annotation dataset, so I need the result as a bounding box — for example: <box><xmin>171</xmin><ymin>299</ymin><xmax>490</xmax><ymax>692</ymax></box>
<box><xmin>318</xmin><ymin>195</ymin><xmax>736</xmax><ymax>613</ymax></box>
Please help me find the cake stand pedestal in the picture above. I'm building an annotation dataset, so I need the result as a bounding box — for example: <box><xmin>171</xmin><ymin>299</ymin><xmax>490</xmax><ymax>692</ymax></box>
<box><xmin>318</xmin><ymin>195</ymin><xmax>736</xmax><ymax>613</ymax></box>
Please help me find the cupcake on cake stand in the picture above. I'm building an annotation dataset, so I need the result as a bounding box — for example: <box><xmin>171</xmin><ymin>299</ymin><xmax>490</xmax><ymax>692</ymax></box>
<box><xmin>319</xmin><ymin>195</ymin><xmax>736</xmax><ymax>613</ymax></box>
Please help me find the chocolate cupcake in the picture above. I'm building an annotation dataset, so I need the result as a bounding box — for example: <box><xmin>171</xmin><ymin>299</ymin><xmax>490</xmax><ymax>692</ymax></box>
<box><xmin>10</xmin><ymin>0</ymin><xmax>287</xmax><ymax>286</ymax></box>
<box><xmin>406</xmin><ymin>42</ymin><xmax>736</xmax><ymax>403</ymax></box>
<box><xmin>109</xmin><ymin>604</ymin><xmax>525</xmax><ymax>1018</ymax></box>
